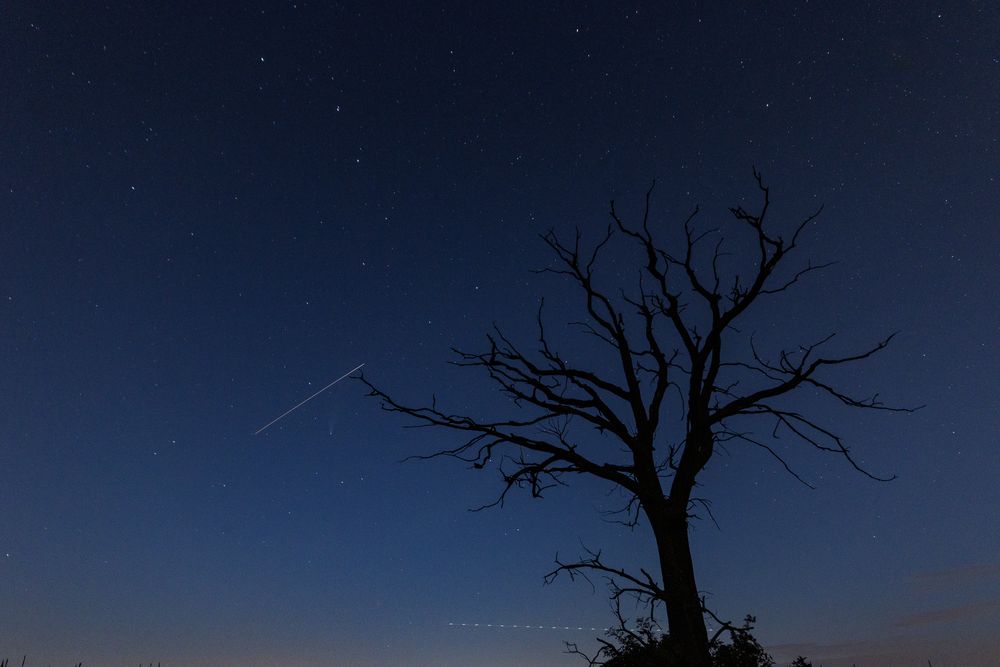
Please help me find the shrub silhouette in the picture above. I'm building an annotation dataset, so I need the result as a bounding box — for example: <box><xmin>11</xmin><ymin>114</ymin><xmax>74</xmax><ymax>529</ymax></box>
<box><xmin>710</xmin><ymin>616</ymin><xmax>774</xmax><ymax>667</ymax></box>
<box><xmin>591</xmin><ymin>615</ymin><xmax>793</xmax><ymax>667</ymax></box>
<box><xmin>599</xmin><ymin>618</ymin><xmax>684</xmax><ymax>667</ymax></box>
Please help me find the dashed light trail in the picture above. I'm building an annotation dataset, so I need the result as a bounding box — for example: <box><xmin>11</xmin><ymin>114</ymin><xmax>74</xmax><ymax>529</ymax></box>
<box><xmin>447</xmin><ymin>621</ymin><xmax>664</xmax><ymax>634</ymax></box>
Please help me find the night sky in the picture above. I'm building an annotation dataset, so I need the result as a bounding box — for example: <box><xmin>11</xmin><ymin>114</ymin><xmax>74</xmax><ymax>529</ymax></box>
<box><xmin>2</xmin><ymin>3</ymin><xmax>999</xmax><ymax>666</ymax></box>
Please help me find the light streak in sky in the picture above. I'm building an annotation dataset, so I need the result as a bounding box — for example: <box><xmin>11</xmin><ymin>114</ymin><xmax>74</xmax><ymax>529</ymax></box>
<box><xmin>255</xmin><ymin>362</ymin><xmax>365</xmax><ymax>435</ymax></box>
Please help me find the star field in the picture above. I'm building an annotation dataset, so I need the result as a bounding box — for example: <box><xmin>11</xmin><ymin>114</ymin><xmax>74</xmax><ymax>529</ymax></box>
<box><xmin>1</xmin><ymin>3</ymin><xmax>999</xmax><ymax>666</ymax></box>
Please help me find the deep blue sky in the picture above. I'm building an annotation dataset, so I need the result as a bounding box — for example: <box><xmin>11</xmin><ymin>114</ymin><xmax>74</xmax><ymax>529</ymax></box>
<box><xmin>1</xmin><ymin>2</ymin><xmax>998</xmax><ymax>665</ymax></box>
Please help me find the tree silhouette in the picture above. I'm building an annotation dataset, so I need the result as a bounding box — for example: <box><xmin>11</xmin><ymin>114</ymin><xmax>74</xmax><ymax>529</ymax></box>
<box><xmin>364</xmin><ymin>171</ymin><xmax>914</xmax><ymax>666</ymax></box>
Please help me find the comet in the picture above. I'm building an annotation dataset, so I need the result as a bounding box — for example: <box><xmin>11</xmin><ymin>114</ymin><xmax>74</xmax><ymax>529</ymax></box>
<box><xmin>255</xmin><ymin>362</ymin><xmax>365</xmax><ymax>435</ymax></box>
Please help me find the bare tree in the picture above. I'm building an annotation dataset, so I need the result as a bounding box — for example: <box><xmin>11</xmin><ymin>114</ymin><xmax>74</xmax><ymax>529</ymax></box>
<box><xmin>363</xmin><ymin>171</ymin><xmax>914</xmax><ymax>666</ymax></box>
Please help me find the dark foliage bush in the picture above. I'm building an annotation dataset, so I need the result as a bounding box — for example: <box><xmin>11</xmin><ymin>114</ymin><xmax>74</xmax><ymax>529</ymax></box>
<box><xmin>593</xmin><ymin>615</ymin><xmax>806</xmax><ymax>667</ymax></box>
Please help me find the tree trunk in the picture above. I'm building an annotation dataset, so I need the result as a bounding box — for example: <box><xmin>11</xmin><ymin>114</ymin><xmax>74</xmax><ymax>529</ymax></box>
<box><xmin>650</xmin><ymin>506</ymin><xmax>712</xmax><ymax>666</ymax></box>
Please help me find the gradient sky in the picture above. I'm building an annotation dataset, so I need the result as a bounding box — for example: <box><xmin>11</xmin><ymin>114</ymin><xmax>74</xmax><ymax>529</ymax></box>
<box><xmin>2</xmin><ymin>2</ymin><xmax>999</xmax><ymax>666</ymax></box>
